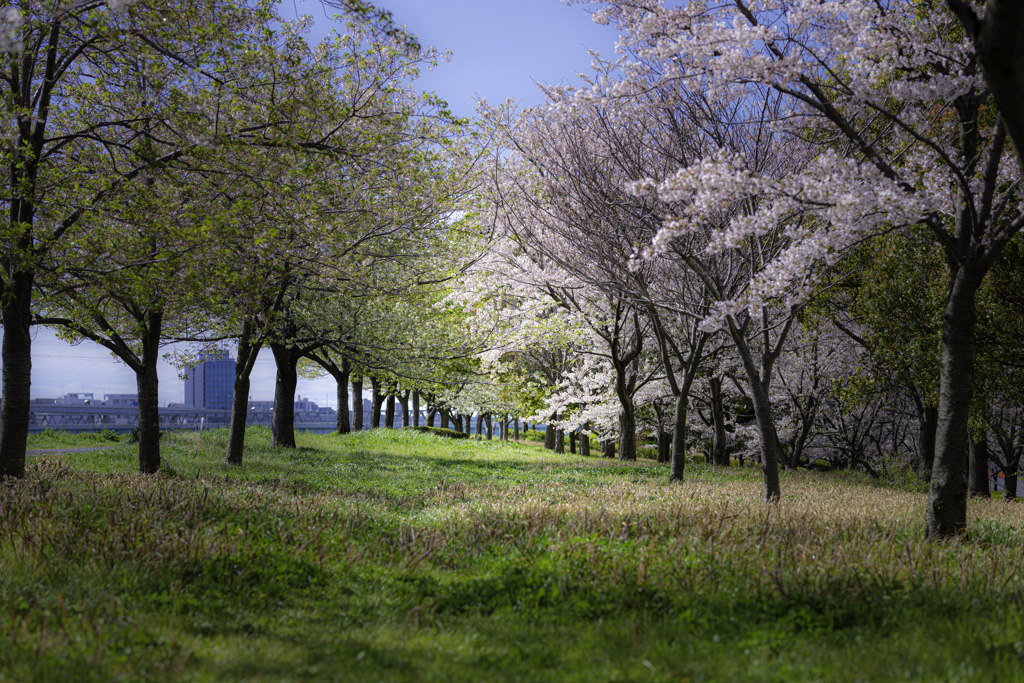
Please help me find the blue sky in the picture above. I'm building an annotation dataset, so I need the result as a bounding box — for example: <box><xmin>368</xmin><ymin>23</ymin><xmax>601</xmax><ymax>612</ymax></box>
<box><xmin>15</xmin><ymin>0</ymin><xmax>619</xmax><ymax>408</ymax></box>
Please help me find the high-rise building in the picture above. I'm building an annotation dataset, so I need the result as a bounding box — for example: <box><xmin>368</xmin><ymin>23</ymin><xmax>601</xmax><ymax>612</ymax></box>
<box><xmin>183</xmin><ymin>351</ymin><xmax>236</xmax><ymax>410</ymax></box>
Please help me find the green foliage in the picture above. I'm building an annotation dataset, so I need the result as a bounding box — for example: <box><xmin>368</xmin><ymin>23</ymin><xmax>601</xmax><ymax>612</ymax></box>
<box><xmin>804</xmin><ymin>458</ymin><xmax>833</xmax><ymax>472</ymax></box>
<box><xmin>2</xmin><ymin>430</ymin><xmax>1022</xmax><ymax>681</ymax></box>
<box><xmin>402</xmin><ymin>426</ymin><xmax>469</xmax><ymax>440</ymax></box>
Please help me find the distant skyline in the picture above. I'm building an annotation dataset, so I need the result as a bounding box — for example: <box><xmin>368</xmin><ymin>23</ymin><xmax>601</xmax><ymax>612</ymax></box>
<box><xmin>6</xmin><ymin>0</ymin><xmax>620</xmax><ymax>407</ymax></box>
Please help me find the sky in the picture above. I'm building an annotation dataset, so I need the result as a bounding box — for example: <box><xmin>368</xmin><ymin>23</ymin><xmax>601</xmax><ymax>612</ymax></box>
<box><xmin>10</xmin><ymin>0</ymin><xmax>621</xmax><ymax>408</ymax></box>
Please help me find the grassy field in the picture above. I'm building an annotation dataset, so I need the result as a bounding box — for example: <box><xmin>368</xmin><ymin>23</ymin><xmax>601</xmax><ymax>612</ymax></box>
<box><xmin>4</xmin><ymin>428</ymin><xmax>1024</xmax><ymax>682</ymax></box>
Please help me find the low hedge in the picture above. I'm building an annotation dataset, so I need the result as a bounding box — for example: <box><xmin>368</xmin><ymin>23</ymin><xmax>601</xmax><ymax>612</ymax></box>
<box><xmin>402</xmin><ymin>426</ymin><xmax>469</xmax><ymax>440</ymax></box>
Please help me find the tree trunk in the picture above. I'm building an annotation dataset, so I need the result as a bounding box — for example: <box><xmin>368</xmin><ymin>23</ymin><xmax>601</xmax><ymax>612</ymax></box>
<box><xmin>710</xmin><ymin>377</ymin><xmax>728</xmax><ymax>466</ymax></box>
<box><xmin>399</xmin><ymin>390</ymin><xmax>410</xmax><ymax>427</ymax></box>
<box><xmin>555</xmin><ymin>425</ymin><xmax>563</xmax><ymax>453</ymax></box>
<box><xmin>613</xmin><ymin>366</ymin><xmax>638</xmax><ymax>461</ymax></box>
<box><xmin>604</xmin><ymin>439</ymin><xmax>616</xmax><ymax>459</ymax></box>
<box><xmin>486</xmin><ymin>414</ymin><xmax>493</xmax><ymax>441</ymax></box>
<box><xmin>0</xmin><ymin>270</ymin><xmax>33</xmax><ymax>478</ymax></box>
<box><xmin>226</xmin><ymin>321</ymin><xmax>260</xmax><ymax>465</ymax></box>
<box><xmin>927</xmin><ymin>269</ymin><xmax>981</xmax><ymax>538</ymax></box>
<box><xmin>918</xmin><ymin>405</ymin><xmax>938</xmax><ymax>480</ymax></box>
<box><xmin>352</xmin><ymin>377</ymin><xmax>364</xmax><ymax>431</ymax></box>
<box><xmin>657</xmin><ymin>431</ymin><xmax>670</xmax><ymax>463</ymax></box>
<box><xmin>570</xmin><ymin>429</ymin><xmax>576</xmax><ymax>454</ymax></box>
<box><xmin>464</xmin><ymin>414</ymin><xmax>473</xmax><ymax>437</ymax></box>
<box><xmin>440</xmin><ymin>408</ymin><xmax>450</xmax><ymax>430</ymax></box>
<box><xmin>1004</xmin><ymin>462</ymin><xmax>1018</xmax><ymax>502</ymax></box>
<box><xmin>669</xmin><ymin>392</ymin><xmax>689</xmax><ymax>481</ymax></box>
<box><xmin>384</xmin><ymin>392</ymin><xmax>395</xmax><ymax>429</ymax></box>
<box><xmin>135</xmin><ymin>311</ymin><xmax>163</xmax><ymax>473</ymax></box>
<box><xmin>544</xmin><ymin>414</ymin><xmax>555</xmax><ymax>450</ymax></box>
<box><xmin>270</xmin><ymin>343</ymin><xmax>298</xmax><ymax>448</ymax></box>
<box><xmin>728</xmin><ymin>324</ymin><xmax>782</xmax><ymax>502</ymax></box>
<box><xmin>580</xmin><ymin>423</ymin><xmax>590</xmax><ymax>457</ymax></box>
<box><xmin>226</xmin><ymin>366</ymin><xmax>252</xmax><ymax>466</ymax></box>
<box><xmin>426</xmin><ymin>405</ymin><xmax>436</xmax><ymax>428</ymax></box>
<box><xmin>618</xmin><ymin>402</ymin><xmax>637</xmax><ymax>462</ymax></box>
<box><xmin>336</xmin><ymin>361</ymin><xmax>351</xmax><ymax>435</ymax></box>
<box><xmin>514</xmin><ymin>417</ymin><xmax>520</xmax><ymax>441</ymax></box>
<box><xmin>747</xmin><ymin>379</ymin><xmax>782</xmax><ymax>501</ymax></box>
<box><xmin>370</xmin><ymin>378</ymin><xmax>383</xmax><ymax>429</ymax></box>
<box><xmin>968</xmin><ymin>437</ymin><xmax>991</xmax><ymax>498</ymax></box>
<box><xmin>412</xmin><ymin>390</ymin><xmax>420</xmax><ymax>427</ymax></box>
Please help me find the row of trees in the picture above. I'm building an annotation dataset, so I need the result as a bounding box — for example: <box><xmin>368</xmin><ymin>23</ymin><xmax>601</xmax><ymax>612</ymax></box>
<box><xmin>461</xmin><ymin>0</ymin><xmax>1024</xmax><ymax>539</ymax></box>
<box><xmin>0</xmin><ymin>0</ymin><xmax>489</xmax><ymax>475</ymax></box>
<box><xmin>4</xmin><ymin>0</ymin><xmax>1024</xmax><ymax>541</ymax></box>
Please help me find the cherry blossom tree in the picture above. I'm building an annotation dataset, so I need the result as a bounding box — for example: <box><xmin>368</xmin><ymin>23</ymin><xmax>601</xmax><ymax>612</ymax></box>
<box><xmin>582</xmin><ymin>0</ymin><xmax>1024</xmax><ymax>536</ymax></box>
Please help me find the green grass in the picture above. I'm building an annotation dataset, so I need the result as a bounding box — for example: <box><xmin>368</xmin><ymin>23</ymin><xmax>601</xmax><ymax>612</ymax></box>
<box><xmin>4</xmin><ymin>427</ymin><xmax>1024</xmax><ymax>681</ymax></box>
<box><xmin>26</xmin><ymin>428</ymin><xmax>122</xmax><ymax>449</ymax></box>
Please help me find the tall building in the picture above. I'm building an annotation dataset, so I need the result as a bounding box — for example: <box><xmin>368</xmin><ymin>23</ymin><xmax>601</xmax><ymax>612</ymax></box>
<box><xmin>183</xmin><ymin>351</ymin><xmax>236</xmax><ymax>410</ymax></box>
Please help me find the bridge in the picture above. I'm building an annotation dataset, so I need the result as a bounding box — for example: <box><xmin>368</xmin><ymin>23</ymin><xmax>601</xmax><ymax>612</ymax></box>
<box><xmin>28</xmin><ymin>405</ymin><xmax>339</xmax><ymax>435</ymax></box>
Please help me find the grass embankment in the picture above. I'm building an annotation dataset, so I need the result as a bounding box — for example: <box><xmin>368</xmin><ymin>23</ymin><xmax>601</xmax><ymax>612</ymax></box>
<box><xmin>4</xmin><ymin>428</ymin><xmax>1024</xmax><ymax>681</ymax></box>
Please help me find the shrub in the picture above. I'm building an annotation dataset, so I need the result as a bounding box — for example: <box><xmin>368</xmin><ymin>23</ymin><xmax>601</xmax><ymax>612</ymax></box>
<box><xmin>402</xmin><ymin>426</ymin><xmax>469</xmax><ymax>440</ymax></box>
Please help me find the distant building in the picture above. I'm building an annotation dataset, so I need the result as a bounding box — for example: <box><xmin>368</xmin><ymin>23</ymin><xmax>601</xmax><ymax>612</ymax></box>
<box><xmin>104</xmin><ymin>393</ymin><xmax>138</xmax><ymax>407</ymax></box>
<box><xmin>294</xmin><ymin>395</ymin><xmax>319</xmax><ymax>412</ymax></box>
<box><xmin>62</xmin><ymin>392</ymin><xmax>96</xmax><ymax>406</ymax></box>
<box><xmin>183</xmin><ymin>351</ymin><xmax>235</xmax><ymax>410</ymax></box>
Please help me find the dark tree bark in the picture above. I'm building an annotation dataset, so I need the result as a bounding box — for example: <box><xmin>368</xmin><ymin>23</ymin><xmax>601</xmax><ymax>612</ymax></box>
<box><xmin>352</xmin><ymin>377</ymin><xmax>364</xmax><ymax>431</ymax></box>
<box><xmin>486</xmin><ymin>414</ymin><xmax>493</xmax><ymax>441</ymax></box>
<box><xmin>604</xmin><ymin>439</ymin><xmax>616</xmax><ymax>459</ymax></box>
<box><xmin>657</xmin><ymin>431</ymin><xmax>670</xmax><ymax>463</ymax></box>
<box><xmin>399</xmin><ymin>390</ymin><xmax>410</xmax><ymax>427</ymax></box>
<box><xmin>337</xmin><ymin>367</ymin><xmax>351</xmax><ymax>434</ymax></box>
<box><xmin>710</xmin><ymin>377</ymin><xmax>728</xmax><ymax>466</ymax></box>
<box><xmin>927</xmin><ymin>270</ymin><xmax>982</xmax><ymax>537</ymax></box>
<box><xmin>0</xmin><ymin>271</ymin><xmax>34</xmax><ymax>478</ymax></box>
<box><xmin>555</xmin><ymin>425</ymin><xmax>563</xmax><ymax>452</ymax></box>
<box><xmin>270</xmin><ymin>342</ymin><xmax>300</xmax><ymax>448</ymax></box>
<box><xmin>412</xmin><ymin>390</ymin><xmax>420</xmax><ymax>426</ymax></box>
<box><xmin>226</xmin><ymin>319</ymin><xmax>262</xmax><ymax>465</ymax></box>
<box><xmin>544</xmin><ymin>414</ymin><xmax>556</xmax><ymax>450</ymax></box>
<box><xmin>918</xmin><ymin>405</ymin><xmax>938</xmax><ymax>480</ymax></box>
<box><xmin>580</xmin><ymin>423</ymin><xmax>590</xmax><ymax>457</ymax></box>
<box><xmin>570</xmin><ymin>429</ymin><xmax>577</xmax><ymax>454</ymax></box>
<box><xmin>135</xmin><ymin>310</ymin><xmax>164</xmax><ymax>474</ymax></box>
<box><xmin>440</xmin><ymin>408</ymin><xmax>450</xmax><ymax>430</ymax></box>
<box><xmin>968</xmin><ymin>437</ymin><xmax>991</xmax><ymax>498</ymax></box>
<box><xmin>384</xmin><ymin>392</ymin><xmax>395</xmax><ymax>429</ymax></box>
<box><xmin>617</xmin><ymin>403</ymin><xmax>637</xmax><ymax>462</ymax></box>
<box><xmin>370</xmin><ymin>377</ymin><xmax>383</xmax><ymax>429</ymax></box>
<box><xmin>513</xmin><ymin>417</ymin><xmax>520</xmax><ymax>441</ymax></box>
<box><xmin>464</xmin><ymin>414</ymin><xmax>472</xmax><ymax>437</ymax></box>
